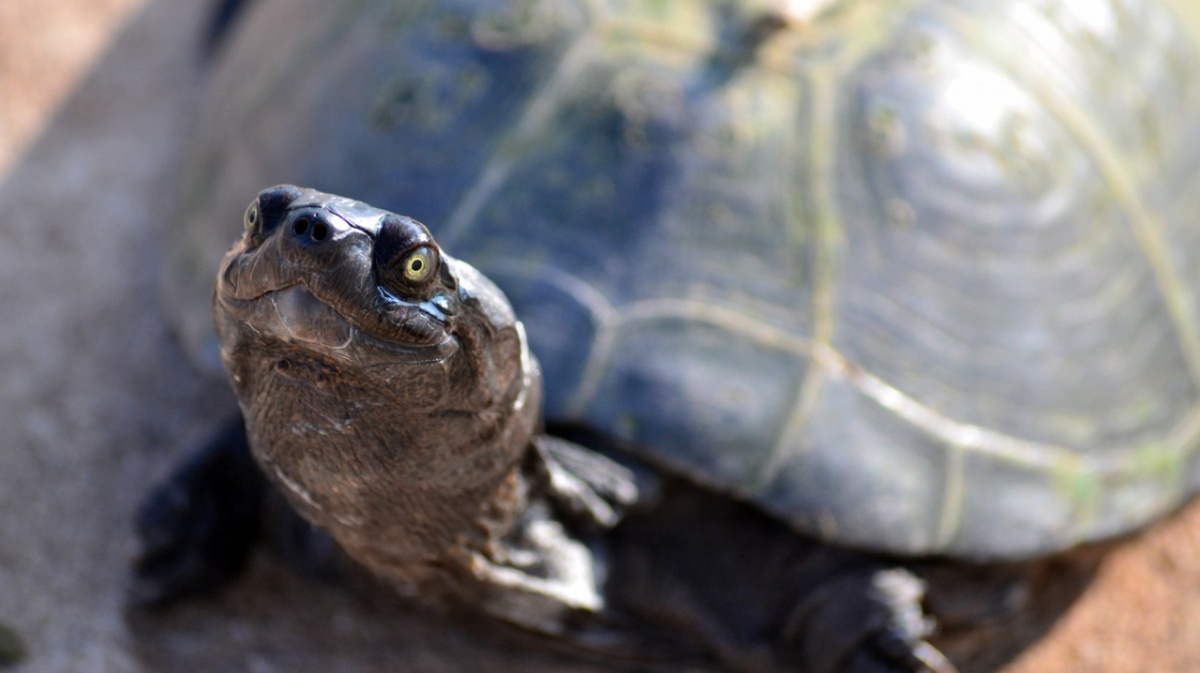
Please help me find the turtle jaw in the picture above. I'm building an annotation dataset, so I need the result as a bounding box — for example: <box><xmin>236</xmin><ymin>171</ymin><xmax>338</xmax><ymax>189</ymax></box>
<box><xmin>215</xmin><ymin>283</ymin><xmax>460</xmax><ymax>368</ymax></box>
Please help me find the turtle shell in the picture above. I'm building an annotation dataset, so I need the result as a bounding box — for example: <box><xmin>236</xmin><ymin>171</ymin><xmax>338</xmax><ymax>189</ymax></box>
<box><xmin>168</xmin><ymin>0</ymin><xmax>1200</xmax><ymax>560</ymax></box>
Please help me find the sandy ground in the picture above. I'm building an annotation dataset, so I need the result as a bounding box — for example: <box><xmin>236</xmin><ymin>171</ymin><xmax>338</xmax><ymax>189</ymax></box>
<box><xmin>0</xmin><ymin>1</ymin><xmax>1196</xmax><ymax>672</ymax></box>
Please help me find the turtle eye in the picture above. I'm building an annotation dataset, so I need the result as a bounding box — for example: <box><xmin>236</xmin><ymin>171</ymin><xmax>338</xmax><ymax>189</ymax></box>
<box><xmin>375</xmin><ymin>215</ymin><xmax>440</xmax><ymax>297</ymax></box>
<box><xmin>244</xmin><ymin>201</ymin><xmax>261</xmax><ymax>235</ymax></box>
<box><xmin>399</xmin><ymin>246</ymin><xmax>438</xmax><ymax>284</ymax></box>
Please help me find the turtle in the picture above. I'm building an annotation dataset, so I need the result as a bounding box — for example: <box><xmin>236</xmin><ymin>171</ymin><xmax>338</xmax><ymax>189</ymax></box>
<box><xmin>133</xmin><ymin>0</ymin><xmax>1200</xmax><ymax>671</ymax></box>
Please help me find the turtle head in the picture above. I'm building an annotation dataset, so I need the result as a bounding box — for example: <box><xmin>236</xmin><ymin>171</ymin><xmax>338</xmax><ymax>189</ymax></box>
<box><xmin>215</xmin><ymin>184</ymin><xmax>539</xmax><ymax>414</ymax></box>
<box><xmin>212</xmin><ymin>185</ymin><xmax>541</xmax><ymax>580</ymax></box>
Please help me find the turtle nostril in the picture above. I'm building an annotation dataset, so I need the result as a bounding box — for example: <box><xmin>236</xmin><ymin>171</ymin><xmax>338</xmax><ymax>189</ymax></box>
<box><xmin>289</xmin><ymin>213</ymin><xmax>336</xmax><ymax>246</ymax></box>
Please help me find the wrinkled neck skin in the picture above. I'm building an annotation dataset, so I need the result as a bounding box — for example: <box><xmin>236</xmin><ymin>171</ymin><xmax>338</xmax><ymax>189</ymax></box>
<box><xmin>213</xmin><ymin>188</ymin><xmax>542</xmax><ymax>599</ymax></box>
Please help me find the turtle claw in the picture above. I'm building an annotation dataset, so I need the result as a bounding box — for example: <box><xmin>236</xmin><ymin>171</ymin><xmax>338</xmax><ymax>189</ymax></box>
<box><xmin>847</xmin><ymin>633</ymin><xmax>957</xmax><ymax>673</ymax></box>
<box><xmin>913</xmin><ymin>642</ymin><xmax>959</xmax><ymax>673</ymax></box>
<box><xmin>130</xmin><ymin>418</ymin><xmax>264</xmax><ymax>607</ymax></box>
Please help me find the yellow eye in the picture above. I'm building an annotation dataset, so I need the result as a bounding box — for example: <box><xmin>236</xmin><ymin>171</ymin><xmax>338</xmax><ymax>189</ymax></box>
<box><xmin>244</xmin><ymin>201</ymin><xmax>260</xmax><ymax>234</ymax></box>
<box><xmin>401</xmin><ymin>246</ymin><xmax>437</xmax><ymax>283</ymax></box>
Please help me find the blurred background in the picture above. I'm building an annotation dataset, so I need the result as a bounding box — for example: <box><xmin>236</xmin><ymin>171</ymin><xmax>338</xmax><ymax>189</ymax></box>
<box><xmin>0</xmin><ymin>0</ymin><xmax>1197</xmax><ymax>671</ymax></box>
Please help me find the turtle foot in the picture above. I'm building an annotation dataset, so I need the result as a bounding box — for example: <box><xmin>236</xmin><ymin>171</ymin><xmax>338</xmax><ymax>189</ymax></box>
<box><xmin>532</xmin><ymin>435</ymin><xmax>651</xmax><ymax>530</ymax></box>
<box><xmin>785</xmin><ymin>567</ymin><xmax>956</xmax><ymax>673</ymax></box>
<box><xmin>129</xmin><ymin>417</ymin><xmax>264</xmax><ymax>607</ymax></box>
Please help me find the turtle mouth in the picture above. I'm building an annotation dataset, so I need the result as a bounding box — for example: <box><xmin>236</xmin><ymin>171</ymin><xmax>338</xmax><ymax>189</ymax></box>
<box><xmin>255</xmin><ymin>284</ymin><xmax>355</xmax><ymax>349</ymax></box>
<box><xmin>218</xmin><ymin>282</ymin><xmax>458</xmax><ymax>365</ymax></box>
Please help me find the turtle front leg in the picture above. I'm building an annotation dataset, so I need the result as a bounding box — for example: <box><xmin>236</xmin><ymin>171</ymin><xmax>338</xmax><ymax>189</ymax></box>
<box><xmin>466</xmin><ymin>435</ymin><xmax>648</xmax><ymax>634</ymax></box>
<box><xmin>130</xmin><ymin>416</ymin><xmax>265</xmax><ymax>606</ymax></box>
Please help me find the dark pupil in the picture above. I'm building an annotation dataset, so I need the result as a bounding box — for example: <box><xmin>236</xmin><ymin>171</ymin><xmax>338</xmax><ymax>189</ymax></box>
<box><xmin>410</xmin><ymin>259</ymin><xmax>423</xmax><ymax>272</ymax></box>
<box><xmin>248</xmin><ymin>209</ymin><xmax>257</xmax><ymax>224</ymax></box>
